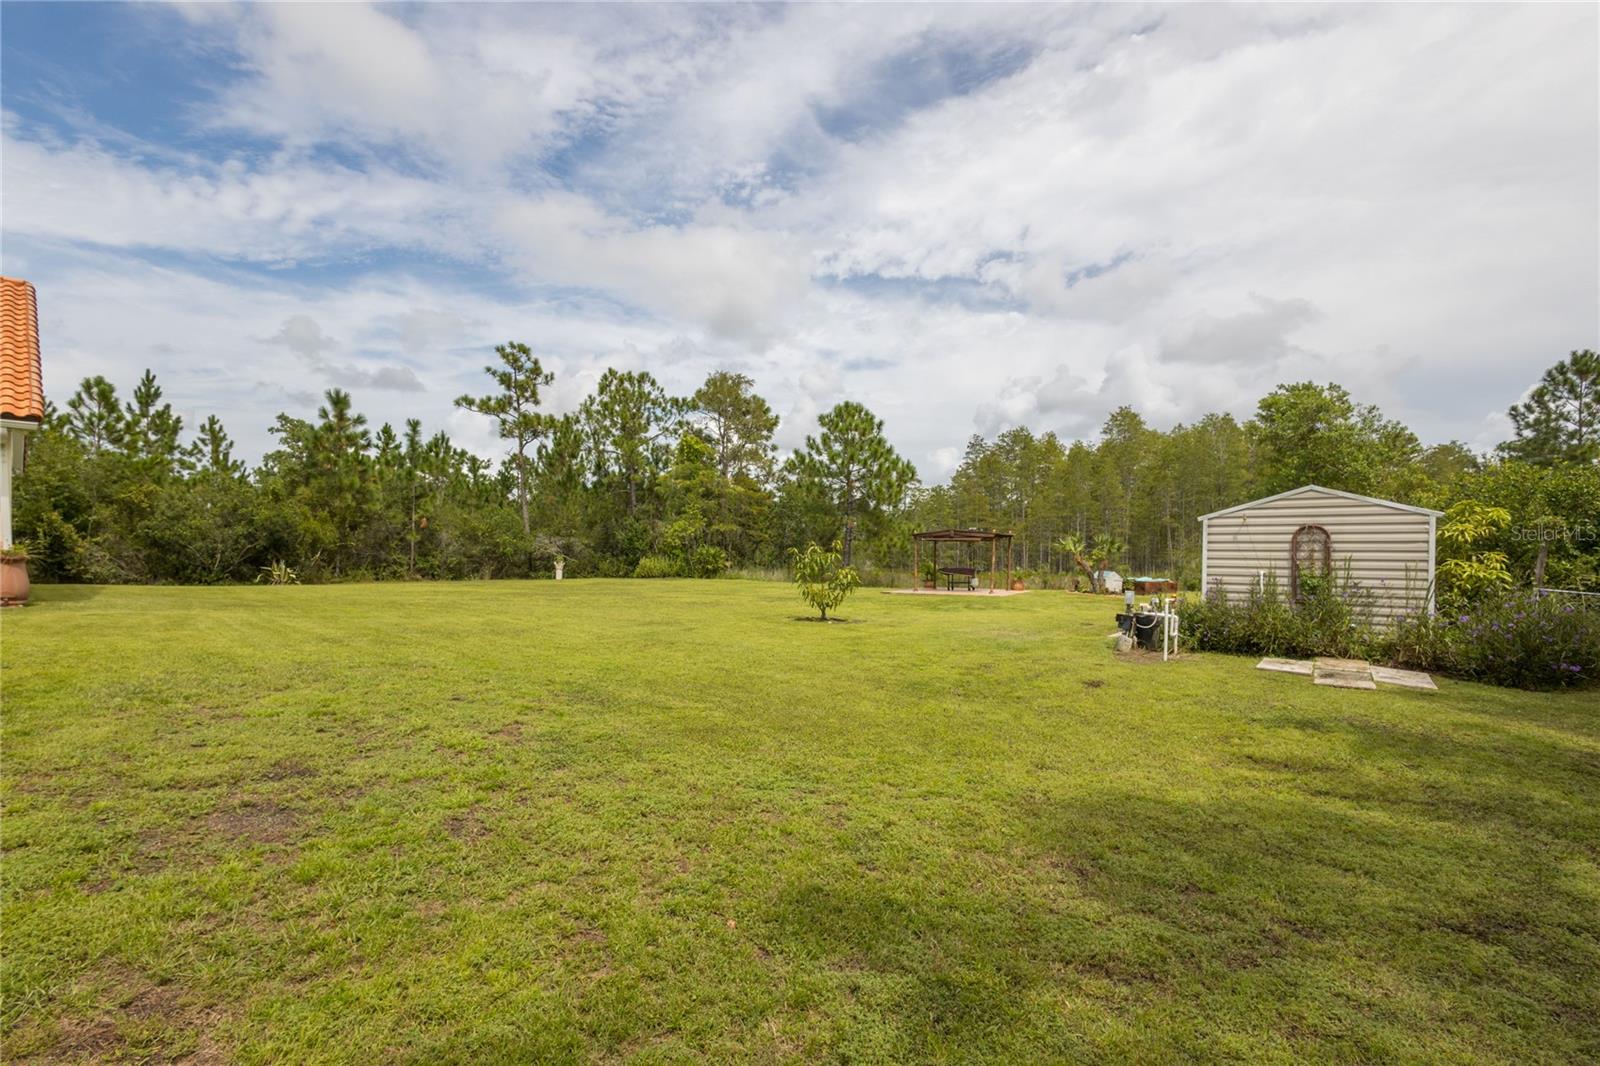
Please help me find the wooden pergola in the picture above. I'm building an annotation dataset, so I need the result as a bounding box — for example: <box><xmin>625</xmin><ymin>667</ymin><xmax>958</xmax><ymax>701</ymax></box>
<box><xmin>912</xmin><ymin>528</ymin><xmax>1014</xmax><ymax>591</ymax></box>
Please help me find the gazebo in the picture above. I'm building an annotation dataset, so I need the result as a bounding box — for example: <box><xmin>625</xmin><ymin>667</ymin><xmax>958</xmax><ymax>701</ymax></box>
<box><xmin>912</xmin><ymin>528</ymin><xmax>1014</xmax><ymax>592</ymax></box>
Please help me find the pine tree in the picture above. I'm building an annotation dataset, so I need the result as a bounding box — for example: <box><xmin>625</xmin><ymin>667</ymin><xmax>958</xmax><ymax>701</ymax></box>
<box><xmin>122</xmin><ymin>369</ymin><xmax>183</xmax><ymax>474</ymax></box>
<box><xmin>1502</xmin><ymin>350</ymin><xmax>1599</xmax><ymax>466</ymax></box>
<box><xmin>65</xmin><ymin>376</ymin><xmax>125</xmax><ymax>453</ymax></box>
<box><xmin>785</xmin><ymin>401</ymin><xmax>916</xmax><ymax>566</ymax></box>
<box><xmin>454</xmin><ymin>342</ymin><xmax>554</xmax><ymax>534</ymax></box>
<box><xmin>184</xmin><ymin>415</ymin><xmax>244</xmax><ymax>476</ymax></box>
<box><xmin>580</xmin><ymin>369</ymin><xmax>682</xmax><ymax>515</ymax></box>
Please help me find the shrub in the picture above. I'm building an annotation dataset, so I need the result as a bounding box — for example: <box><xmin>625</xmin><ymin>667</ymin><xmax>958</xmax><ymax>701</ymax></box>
<box><xmin>685</xmin><ymin>544</ymin><xmax>730</xmax><ymax>579</ymax></box>
<box><xmin>1386</xmin><ymin>589</ymin><xmax>1598</xmax><ymax>690</ymax></box>
<box><xmin>788</xmin><ymin>541</ymin><xmax>860</xmax><ymax>621</ymax></box>
<box><xmin>256</xmin><ymin>560</ymin><xmax>299</xmax><ymax>586</ymax></box>
<box><xmin>633</xmin><ymin>554</ymin><xmax>684</xmax><ymax>579</ymax></box>
<box><xmin>1181</xmin><ymin>572</ymin><xmax>1380</xmax><ymax>660</ymax></box>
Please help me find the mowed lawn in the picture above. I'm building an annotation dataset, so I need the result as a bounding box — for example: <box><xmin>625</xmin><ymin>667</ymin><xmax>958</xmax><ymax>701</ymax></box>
<box><xmin>2</xmin><ymin>582</ymin><xmax>1597</xmax><ymax>1064</ymax></box>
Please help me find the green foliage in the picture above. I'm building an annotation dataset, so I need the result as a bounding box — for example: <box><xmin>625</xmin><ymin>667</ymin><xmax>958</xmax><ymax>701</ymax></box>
<box><xmin>256</xmin><ymin>560</ymin><xmax>299</xmax><ymax>585</ymax></box>
<box><xmin>685</xmin><ymin>544</ymin><xmax>730</xmax><ymax>578</ymax></box>
<box><xmin>454</xmin><ymin>341</ymin><xmax>554</xmax><ymax>534</ymax></box>
<box><xmin>581</xmin><ymin>369</ymin><xmax>683</xmax><ymax>515</ymax></box>
<box><xmin>788</xmin><ymin>541</ymin><xmax>860</xmax><ymax>620</ymax></box>
<box><xmin>64</xmin><ymin>375</ymin><xmax>125</xmax><ymax>453</ymax></box>
<box><xmin>1387</xmin><ymin>589</ymin><xmax>1598</xmax><ymax>690</ymax></box>
<box><xmin>1180</xmin><ymin>573</ymin><xmax>1381</xmax><ymax>661</ymax></box>
<box><xmin>1055</xmin><ymin>534</ymin><xmax>1091</xmax><ymax>590</ymax></box>
<box><xmin>1501</xmin><ymin>349</ymin><xmax>1599</xmax><ymax>466</ymax></box>
<box><xmin>785</xmin><ymin>402</ymin><xmax>916</xmax><ymax>566</ymax></box>
<box><xmin>1250</xmin><ymin>382</ymin><xmax>1422</xmax><ymax>497</ymax></box>
<box><xmin>1436</xmin><ymin>500</ymin><xmax>1513</xmax><ymax>608</ymax></box>
<box><xmin>632</xmin><ymin>554</ymin><xmax>684</xmax><ymax>579</ymax></box>
<box><xmin>1431</xmin><ymin>459</ymin><xmax>1600</xmax><ymax>592</ymax></box>
<box><xmin>14</xmin><ymin>359</ymin><xmax>1599</xmax><ymax>595</ymax></box>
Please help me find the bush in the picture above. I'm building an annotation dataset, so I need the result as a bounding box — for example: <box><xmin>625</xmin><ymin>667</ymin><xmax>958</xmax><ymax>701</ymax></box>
<box><xmin>1180</xmin><ymin>575</ymin><xmax>1380</xmax><ymax>660</ymax></box>
<box><xmin>1385</xmin><ymin>589</ymin><xmax>1598</xmax><ymax>690</ymax></box>
<box><xmin>685</xmin><ymin>544</ymin><xmax>730</xmax><ymax>578</ymax></box>
<box><xmin>788</xmin><ymin>541</ymin><xmax>860</xmax><ymax>620</ymax></box>
<box><xmin>633</xmin><ymin>554</ymin><xmax>684</xmax><ymax>579</ymax></box>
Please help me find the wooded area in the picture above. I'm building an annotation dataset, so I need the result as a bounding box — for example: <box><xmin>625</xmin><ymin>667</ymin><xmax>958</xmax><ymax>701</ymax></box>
<box><xmin>11</xmin><ymin>349</ymin><xmax>1598</xmax><ymax>591</ymax></box>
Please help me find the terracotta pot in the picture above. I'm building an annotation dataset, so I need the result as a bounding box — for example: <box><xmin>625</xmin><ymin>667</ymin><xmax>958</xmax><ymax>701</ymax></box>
<box><xmin>0</xmin><ymin>558</ymin><xmax>30</xmax><ymax>605</ymax></box>
<box><xmin>1010</xmin><ymin>579</ymin><xmax>1026</xmax><ymax>591</ymax></box>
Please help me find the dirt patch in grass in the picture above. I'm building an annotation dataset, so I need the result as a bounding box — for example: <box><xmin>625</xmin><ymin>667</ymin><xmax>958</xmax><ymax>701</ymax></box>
<box><xmin>442</xmin><ymin>811</ymin><xmax>488</xmax><ymax>841</ymax></box>
<box><xmin>206</xmin><ymin>800</ymin><xmax>300</xmax><ymax>844</ymax></box>
<box><xmin>8</xmin><ymin>963</ymin><xmax>230</xmax><ymax>1065</ymax></box>
<box><xmin>263</xmin><ymin>759</ymin><xmax>318</xmax><ymax>781</ymax></box>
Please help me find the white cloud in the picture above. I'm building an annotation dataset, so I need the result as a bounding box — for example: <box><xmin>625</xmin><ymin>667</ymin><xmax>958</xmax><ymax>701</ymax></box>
<box><xmin>263</xmin><ymin>314</ymin><xmax>425</xmax><ymax>392</ymax></box>
<box><xmin>2</xmin><ymin>1</ymin><xmax>1595</xmax><ymax>476</ymax></box>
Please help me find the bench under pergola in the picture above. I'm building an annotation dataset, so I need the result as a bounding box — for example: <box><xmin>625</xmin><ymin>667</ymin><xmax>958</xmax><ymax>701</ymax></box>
<box><xmin>911</xmin><ymin>528</ymin><xmax>1014</xmax><ymax>591</ymax></box>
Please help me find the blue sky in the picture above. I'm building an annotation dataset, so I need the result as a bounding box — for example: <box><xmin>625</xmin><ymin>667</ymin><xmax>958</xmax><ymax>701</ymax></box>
<box><xmin>2</xmin><ymin>2</ymin><xmax>1596</xmax><ymax>475</ymax></box>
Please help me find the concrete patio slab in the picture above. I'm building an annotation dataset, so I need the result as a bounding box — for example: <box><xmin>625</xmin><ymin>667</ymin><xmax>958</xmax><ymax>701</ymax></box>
<box><xmin>1371</xmin><ymin>666</ymin><xmax>1439</xmax><ymax>690</ymax></box>
<box><xmin>1314</xmin><ymin>656</ymin><xmax>1371</xmax><ymax>671</ymax></box>
<box><xmin>1257</xmin><ymin>658</ymin><xmax>1314</xmax><ymax>675</ymax></box>
<box><xmin>1313</xmin><ymin>667</ymin><xmax>1377</xmax><ymax>690</ymax></box>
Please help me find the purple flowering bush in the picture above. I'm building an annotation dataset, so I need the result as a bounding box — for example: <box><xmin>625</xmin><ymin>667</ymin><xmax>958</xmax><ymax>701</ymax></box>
<box><xmin>1386</xmin><ymin>589</ymin><xmax>1598</xmax><ymax>690</ymax></box>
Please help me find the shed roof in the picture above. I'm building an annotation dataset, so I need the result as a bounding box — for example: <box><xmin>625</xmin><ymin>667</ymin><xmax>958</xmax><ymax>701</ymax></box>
<box><xmin>0</xmin><ymin>277</ymin><xmax>45</xmax><ymax>423</ymax></box>
<box><xmin>1197</xmin><ymin>484</ymin><xmax>1443</xmax><ymax>522</ymax></box>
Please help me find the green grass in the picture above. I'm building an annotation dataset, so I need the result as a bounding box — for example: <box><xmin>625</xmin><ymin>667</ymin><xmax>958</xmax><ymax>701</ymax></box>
<box><xmin>3</xmin><ymin>581</ymin><xmax>1597</xmax><ymax>1064</ymax></box>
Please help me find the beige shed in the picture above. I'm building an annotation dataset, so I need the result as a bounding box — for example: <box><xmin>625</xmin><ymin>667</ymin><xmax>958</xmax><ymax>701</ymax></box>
<box><xmin>1198</xmin><ymin>485</ymin><xmax>1441</xmax><ymax>623</ymax></box>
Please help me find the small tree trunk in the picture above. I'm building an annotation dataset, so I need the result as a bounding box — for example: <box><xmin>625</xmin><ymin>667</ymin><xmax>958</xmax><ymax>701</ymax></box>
<box><xmin>515</xmin><ymin>446</ymin><xmax>531</xmax><ymax>535</ymax></box>
<box><xmin>1534</xmin><ymin>538</ymin><xmax>1550</xmax><ymax>587</ymax></box>
<box><xmin>843</xmin><ymin>515</ymin><xmax>856</xmax><ymax>567</ymax></box>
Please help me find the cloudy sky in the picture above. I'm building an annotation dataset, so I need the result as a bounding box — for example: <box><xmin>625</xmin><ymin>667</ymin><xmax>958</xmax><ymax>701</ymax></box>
<box><xmin>2</xmin><ymin>3</ymin><xmax>1595</xmax><ymax>478</ymax></box>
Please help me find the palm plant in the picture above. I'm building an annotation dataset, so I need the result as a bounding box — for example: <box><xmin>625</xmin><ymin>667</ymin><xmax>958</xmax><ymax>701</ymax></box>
<box><xmin>1055</xmin><ymin>534</ymin><xmax>1093</xmax><ymax>591</ymax></box>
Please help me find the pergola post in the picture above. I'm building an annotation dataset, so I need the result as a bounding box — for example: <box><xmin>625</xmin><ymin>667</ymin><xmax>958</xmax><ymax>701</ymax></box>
<box><xmin>989</xmin><ymin>538</ymin><xmax>996</xmax><ymax>591</ymax></box>
<box><xmin>912</xmin><ymin>538</ymin><xmax>919</xmax><ymax>590</ymax></box>
<box><xmin>1005</xmin><ymin>536</ymin><xmax>1012</xmax><ymax>591</ymax></box>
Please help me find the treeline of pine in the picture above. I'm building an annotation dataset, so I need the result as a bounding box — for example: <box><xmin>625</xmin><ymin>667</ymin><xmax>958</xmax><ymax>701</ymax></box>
<box><xmin>13</xmin><ymin>346</ymin><xmax>1599</xmax><ymax>590</ymax></box>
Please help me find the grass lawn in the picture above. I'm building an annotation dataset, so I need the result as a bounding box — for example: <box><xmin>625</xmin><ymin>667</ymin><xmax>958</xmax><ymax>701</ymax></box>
<box><xmin>2</xmin><ymin>581</ymin><xmax>1597</xmax><ymax>1064</ymax></box>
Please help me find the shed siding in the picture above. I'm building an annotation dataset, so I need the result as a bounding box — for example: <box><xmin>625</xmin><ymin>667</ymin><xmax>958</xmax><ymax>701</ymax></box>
<box><xmin>1202</xmin><ymin>490</ymin><xmax>1433</xmax><ymax>623</ymax></box>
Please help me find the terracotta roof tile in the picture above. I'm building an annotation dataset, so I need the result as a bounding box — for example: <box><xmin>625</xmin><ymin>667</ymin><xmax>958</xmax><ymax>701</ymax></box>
<box><xmin>0</xmin><ymin>277</ymin><xmax>45</xmax><ymax>423</ymax></box>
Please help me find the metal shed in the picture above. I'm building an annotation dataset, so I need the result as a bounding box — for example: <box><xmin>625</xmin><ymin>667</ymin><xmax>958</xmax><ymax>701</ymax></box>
<box><xmin>1198</xmin><ymin>485</ymin><xmax>1442</xmax><ymax>623</ymax></box>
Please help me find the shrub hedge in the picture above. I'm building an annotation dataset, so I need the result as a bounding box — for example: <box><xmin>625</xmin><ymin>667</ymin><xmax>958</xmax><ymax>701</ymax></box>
<box><xmin>1181</xmin><ymin>583</ymin><xmax>1598</xmax><ymax>691</ymax></box>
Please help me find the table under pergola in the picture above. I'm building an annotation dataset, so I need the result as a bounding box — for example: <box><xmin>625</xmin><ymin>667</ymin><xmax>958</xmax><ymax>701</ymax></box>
<box><xmin>911</xmin><ymin>528</ymin><xmax>1015</xmax><ymax>592</ymax></box>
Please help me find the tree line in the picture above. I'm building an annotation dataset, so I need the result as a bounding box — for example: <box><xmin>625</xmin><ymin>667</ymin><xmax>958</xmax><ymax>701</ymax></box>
<box><xmin>13</xmin><ymin>346</ymin><xmax>1598</xmax><ymax>591</ymax></box>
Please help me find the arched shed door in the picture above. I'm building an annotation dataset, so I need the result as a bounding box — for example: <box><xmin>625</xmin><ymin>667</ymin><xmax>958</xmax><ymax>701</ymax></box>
<box><xmin>1290</xmin><ymin>524</ymin><xmax>1332</xmax><ymax>601</ymax></box>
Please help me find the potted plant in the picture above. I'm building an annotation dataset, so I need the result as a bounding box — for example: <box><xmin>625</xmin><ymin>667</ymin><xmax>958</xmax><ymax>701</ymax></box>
<box><xmin>1</xmin><ymin>541</ymin><xmax>32</xmax><ymax>606</ymax></box>
<box><xmin>921</xmin><ymin>559</ymin><xmax>938</xmax><ymax>589</ymax></box>
<box><xmin>1010</xmin><ymin>573</ymin><xmax>1027</xmax><ymax>592</ymax></box>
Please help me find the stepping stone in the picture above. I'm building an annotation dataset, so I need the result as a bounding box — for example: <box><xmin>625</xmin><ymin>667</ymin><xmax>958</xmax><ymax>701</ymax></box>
<box><xmin>1314</xmin><ymin>657</ymin><xmax>1371</xmax><ymax>671</ymax></box>
<box><xmin>1313</xmin><ymin>667</ymin><xmax>1377</xmax><ymax>690</ymax></box>
<box><xmin>1370</xmin><ymin>666</ymin><xmax>1438</xmax><ymax>691</ymax></box>
<box><xmin>1257</xmin><ymin>658</ymin><xmax>1314</xmax><ymax>675</ymax></box>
